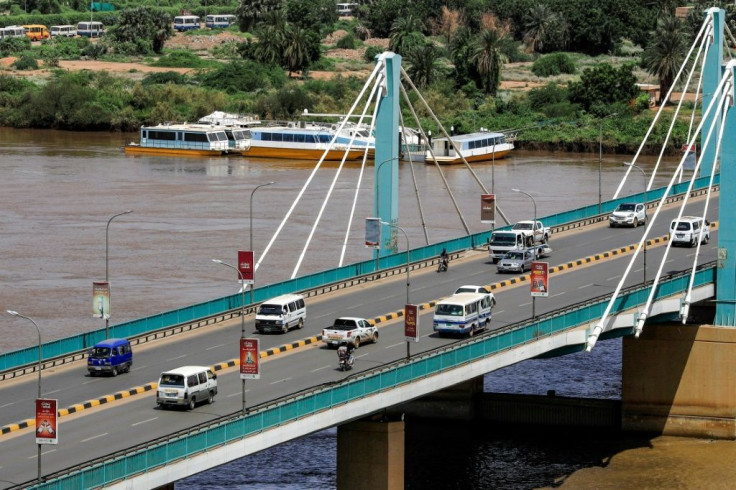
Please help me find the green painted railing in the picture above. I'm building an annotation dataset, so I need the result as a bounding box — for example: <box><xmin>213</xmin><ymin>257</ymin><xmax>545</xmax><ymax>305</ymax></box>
<box><xmin>28</xmin><ymin>264</ymin><xmax>716</xmax><ymax>490</ymax></box>
<box><xmin>0</xmin><ymin>175</ymin><xmax>719</xmax><ymax>373</ymax></box>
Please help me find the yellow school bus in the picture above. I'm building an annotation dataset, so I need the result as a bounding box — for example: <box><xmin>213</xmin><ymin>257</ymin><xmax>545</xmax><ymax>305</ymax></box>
<box><xmin>22</xmin><ymin>24</ymin><xmax>50</xmax><ymax>41</ymax></box>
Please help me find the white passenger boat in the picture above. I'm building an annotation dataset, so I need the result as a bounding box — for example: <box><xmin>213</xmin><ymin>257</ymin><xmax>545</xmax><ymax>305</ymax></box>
<box><xmin>237</xmin><ymin>124</ymin><xmax>366</xmax><ymax>161</ymax></box>
<box><xmin>425</xmin><ymin>130</ymin><xmax>514</xmax><ymax>165</ymax></box>
<box><xmin>124</xmin><ymin>124</ymin><xmax>229</xmax><ymax>156</ymax></box>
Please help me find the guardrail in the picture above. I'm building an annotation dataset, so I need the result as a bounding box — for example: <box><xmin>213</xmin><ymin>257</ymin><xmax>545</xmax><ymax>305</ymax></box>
<box><xmin>0</xmin><ymin>174</ymin><xmax>720</xmax><ymax>378</ymax></box>
<box><xmin>21</xmin><ymin>263</ymin><xmax>717</xmax><ymax>490</ymax></box>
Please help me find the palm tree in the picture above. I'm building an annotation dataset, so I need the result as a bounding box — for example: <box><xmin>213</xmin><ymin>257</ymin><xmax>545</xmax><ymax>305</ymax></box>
<box><xmin>404</xmin><ymin>42</ymin><xmax>445</xmax><ymax>89</ymax></box>
<box><xmin>389</xmin><ymin>15</ymin><xmax>425</xmax><ymax>56</ymax></box>
<box><xmin>283</xmin><ymin>26</ymin><xmax>310</xmax><ymax>76</ymax></box>
<box><xmin>471</xmin><ymin>28</ymin><xmax>508</xmax><ymax>96</ymax></box>
<box><xmin>641</xmin><ymin>15</ymin><xmax>689</xmax><ymax>105</ymax></box>
<box><xmin>236</xmin><ymin>0</ymin><xmax>282</xmax><ymax>31</ymax></box>
<box><xmin>523</xmin><ymin>4</ymin><xmax>568</xmax><ymax>53</ymax></box>
<box><xmin>253</xmin><ymin>11</ymin><xmax>288</xmax><ymax>66</ymax></box>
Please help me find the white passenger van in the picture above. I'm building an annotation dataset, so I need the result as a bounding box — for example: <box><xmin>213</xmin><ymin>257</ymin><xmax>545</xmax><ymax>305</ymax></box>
<box><xmin>433</xmin><ymin>292</ymin><xmax>494</xmax><ymax>337</ymax></box>
<box><xmin>77</xmin><ymin>21</ymin><xmax>104</xmax><ymax>37</ymax></box>
<box><xmin>255</xmin><ymin>293</ymin><xmax>306</xmax><ymax>334</ymax></box>
<box><xmin>0</xmin><ymin>26</ymin><xmax>26</xmax><ymax>40</ymax></box>
<box><xmin>50</xmin><ymin>25</ymin><xmax>76</xmax><ymax>37</ymax></box>
<box><xmin>173</xmin><ymin>15</ymin><xmax>201</xmax><ymax>31</ymax></box>
<box><xmin>156</xmin><ymin>366</ymin><xmax>217</xmax><ymax>410</ymax></box>
<box><xmin>669</xmin><ymin>216</ymin><xmax>710</xmax><ymax>247</ymax></box>
<box><xmin>205</xmin><ymin>14</ymin><xmax>237</xmax><ymax>29</ymax></box>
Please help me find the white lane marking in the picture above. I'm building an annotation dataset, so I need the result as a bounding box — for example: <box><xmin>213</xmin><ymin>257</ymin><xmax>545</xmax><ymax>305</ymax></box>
<box><xmin>270</xmin><ymin>378</ymin><xmax>292</xmax><ymax>385</ymax></box>
<box><xmin>166</xmin><ymin>355</ymin><xmax>186</xmax><ymax>361</ymax></box>
<box><xmin>131</xmin><ymin>365</ymin><xmax>147</xmax><ymax>371</ymax></box>
<box><xmin>81</xmin><ymin>433</ymin><xmax>109</xmax><ymax>443</ymax></box>
<box><xmin>606</xmin><ymin>276</ymin><xmax>619</xmax><ymax>281</ymax></box>
<box><xmin>0</xmin><ymin>402</ymin><xmax>15</xmax><ymax>408</ymax></box>
<box><xmin>494</xmin><ymin>310</ymin><xmax>504</xmax><ymax>314</ymax></box>
<box><xmin>520</xmin><ymin>302</ymin><xmax>531</xmax><ymax>307</ymax></box>
<box><xmin>206</xmin><ymin>344</ymin><xmax>225</xmax><ymax>351</ymax></box>
<box><xmin>29</xmin><ymin>449</ymin><xmax>57</xmax><ymax>459</ymax></box>
<box><xmin>386</xmin><ymin>342</ymin><xmax>404</xmax><ymax>349</ymax></box>
<box><xmin>356</xmin><ymin>353</ymin><xmax>370</xmax><ymax>359</ymax></box>
<box><xmin>82</xmin><ymin>380</ymin><xmax>99</xmax><ymax>384</ymax></box>
<box><xmin>666</xmin><ymin>259</ymin><xmax>675</xmax><ymax>263</ymax></box>
<box><xmin>633</xmin><ymin>268</ymin><xmax>643</xmax><ymax>272</ymax></box>
<box><xmin>578</xmin><ymin>283</ymin><xmax>594</xmax><ymax>290</ymax></box>
<box><xmin>311</xmin><ymin>365</ymin><xmax>331</xmax><ymax>372</ymax></box>
<box><xmin>687</xmin><ymin>253</ymin><xmax>696</xmax><ymax>257</ymax></box>
<box><xmin>550</xmin><ymin>292</ymin><xmax>565</xmax><ymax>298</ymax></box>
<box><xmin>227</xmin><ymin>389</ymin><xmax>251</xmax><ymax>398</ymax></box>
<box><xmin>131</xmin><ymin>417</ymin><xmax>158</xmax><ymax>427</ymax></box>
<box><xmin>45</xmin><ymin>389</ymin><xmax>61</xmax><ymax>395</ymax></box>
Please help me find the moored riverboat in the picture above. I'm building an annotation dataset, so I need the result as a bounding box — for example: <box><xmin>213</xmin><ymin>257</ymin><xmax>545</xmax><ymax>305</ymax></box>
<box><xmin>237</xmin><ymin>125</ymin><xmax>366</xmax><ymax>161</ymax></box>
<box><xmin>124</xmin><ymin>124</ymin><xmax>230</xmax><ymax>156</ymax></box>
<box><xmin>425</xmin><ymin>130</ymin><xmax>514</xmax><ymax>165</ymax></box>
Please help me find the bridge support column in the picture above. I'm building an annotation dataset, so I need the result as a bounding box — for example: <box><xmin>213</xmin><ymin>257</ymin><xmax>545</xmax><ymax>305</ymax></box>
<box><xmin>622</xmin><ymin>323</ymin><xmax>736</xmax><ymax>439</ymax></box>
<box><xmin>337</xmin><ymin>419</ymin><xmax>405</xmax><ymax>490</ymax></box>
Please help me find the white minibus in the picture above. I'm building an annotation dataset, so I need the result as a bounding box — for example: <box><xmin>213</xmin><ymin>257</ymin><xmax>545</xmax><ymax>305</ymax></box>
<box><xmin>433</xmin><ymin>292</ymin><xmax>494</xmax><ymax>337</ymax></box>
<box><xmin>50</xmin><ymin>25</ymin><xmax>77</xmax><ymax>37</ymax></box>
<box><xmin>255</xmin><ymin>294</ymin><xmax>306</xmax><ymax>334</ymax></box>
<box><xmin>205</xmin><ymin>14</ymin><xmax>237</xmax><ymax>29</ymax></box>
<box><xmin>77</xmin><ymin>21</ymin><xmax>104</xmax><ymax>37</ymax></box>
<box><xmin>173</xmin><ymin>15</ymin><xmax>201</xmax><ymax>31</ymax></box>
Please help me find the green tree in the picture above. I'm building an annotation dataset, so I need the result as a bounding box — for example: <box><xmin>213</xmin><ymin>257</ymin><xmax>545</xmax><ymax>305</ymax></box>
<box><xmin>641</xmin><ymin>15</ymin><xmax>689</xmax><ymax>105</ymax></box>
<box><xmin>389</xmin><ymin>15</ymin><xmax>425</xmax><ymax>56</ymax></box>
<box><xmin>568</xmin><ymin>63</ymin><xmax>639</xmax><ymax>113</ymax></box>
<box><xmin>449</xmin><ymin>26</ymin><xmax>479</xmax><ymax>89</ymax></box>
<box><xmin>404</xmin><ymin>42</ymin><xmax>445</xmax><ymax>89</ymax></box>
<box><xmin>471</xmin><ymin>28</ymin><xmax>507</xmax><ymax>95</ymax></box>
<box><xmin>108</xmin><ymin>7</ymin><xmax>172</xmax><ymax>55</ymax></box>
<box><xmin>523</xmin><ymin>4</ymin><xmax>568</xmax><ymax>53</ymax></box>
<box><xmin>283</xmin><ymin>26</ymin><xmax>311</xmax><ymax>76</ymax></box>
<box><xmin>236</xmin><ymin>0</ymin><xmax>282</xmax><ymax>32</ymax></box>
<box><xmin>252</xmin><ymin>11</ymin><xmax>288</xmax><ymax>65</ymax></box>
<box><xmin>284</xmin><ymin>0</ymin><xmax>338</xmax><ymax>32</ymax></box>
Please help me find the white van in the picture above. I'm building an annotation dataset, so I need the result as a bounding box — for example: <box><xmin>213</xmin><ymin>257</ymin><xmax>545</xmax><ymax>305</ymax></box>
<box><xmin>669</xmin><ymin>216</ymin><xmax>710</xmax><ymax>247</ymax></box>
<box><xmin>173</xmin><ymin>15</ymin><xmax>201</xmax><ymax>31</ymax></box>
<box><xmin>156</xmin><ymin>366</ymin><xmax>217</xmax><ymax>410</ymax></box>
<box><xmin>204</xmin><ymin>14</ymin><xmax>237</xmax><ymax>29</ymax></box>
<box><xmin>50</xmin><ymin>25</ymin><xmax>77</xmax><ymax>37</ymax></box>
<box><xmin>255</xmin><ymin>293</ymin><xmax>306</xmax><ymax>334</ymax></box>
<box><xmin>433</xmin><ymin>292</ymin><xmax>494</xmax><ymax>337</ymax></box>
<box><xmin>77</xmin><ymin>21</ymin><xmax>104</xmax><ymax>37</ymax></box>
<box><xmin>0</xmin><ymin>26</ymin><xmax>26</xmax><ymax>40</ymax></box>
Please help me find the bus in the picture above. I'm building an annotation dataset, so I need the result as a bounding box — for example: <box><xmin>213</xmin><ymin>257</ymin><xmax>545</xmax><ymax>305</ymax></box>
<box><xmin>50</xmin><ymin>25</ymin><xmax>77</xmax><ymax>38</ymax></box>
<box><xmin>432</xmin><ymin>292</ymin><xmax>494</xmax><ymax>337</ymax></box>
<box><xmin>77</xmin><ymin>21</ymin><xmax>104</xmax><ymax>37</ymax></box>
<box><xmin>336</xmin><ymin>3</ymin><xmax>358</xmax><ymax>16</ymax></box>
<box><xmin>22</xmin><ymin>24</ymin><xmax>49</xmax><ymax>41</ymax></box>
<box><xmin>204</xmin><ymin>14</ymin><xmax>237</xmax><ymax>29</ymax></box>
<box><xmin>0</xmin><ymin>26</ymin><xmax>26</xmax><ymax>40</ymax></box>
<box><xmin>173</xmin><ymin>15</ymin><xmax>201</xmax><ymax>31</ymax></box>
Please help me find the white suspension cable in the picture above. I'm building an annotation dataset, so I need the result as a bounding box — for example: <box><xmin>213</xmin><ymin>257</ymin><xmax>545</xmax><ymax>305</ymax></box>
<box><xmin>680</xmin><ymin>40</ymin><xmax>709</xmax><ymax>184</ymax></box>
<box><xmin>612</xmin><ymin>15</ymin><xmax>712</xmax><ymax>199</ymax></box>
<box><xmin>399</xmin><ymin>106</ymin><xmax>430</xmax><ymax>245</ymax></box>
<box><xmin>255</xmin><ymin>62</ymin><xmax>384</xmax><ymax>271</ymax></box>
<box><xmin>586</xmin><ymin>66</ymin><xmax>732</xmax><ymax>352</ymax></box>
<box><xmin>681</xmin><ymin>87</ymin><xmax>729</xmax><ymax>323</ymax></box>
<box><xmin>338</xmin><ymin>77</ymin><xmax>383</xmax><ymax>267</ymax></box>
<box><xmin>292</xmin><ymin>74</ymin><xmax>385</xmax><ymax>278</ymax></box>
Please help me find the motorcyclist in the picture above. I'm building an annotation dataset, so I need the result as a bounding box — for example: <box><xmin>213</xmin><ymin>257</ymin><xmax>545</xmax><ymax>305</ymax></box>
<box><xmin>338</xmin><ymin>341</ymin><xmax>355</xmax><ymax>369</ymax></box>
<box><xmin>439</xmin><ymin>248</ymin><xmax>449</xmax><ymax>271</ymax></box>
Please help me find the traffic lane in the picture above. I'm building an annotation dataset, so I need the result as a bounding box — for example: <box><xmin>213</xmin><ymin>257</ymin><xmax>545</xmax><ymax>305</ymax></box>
<box><xmin>0</xmin><ymin>195</ymin><xmax>719</xmax><ymax>426</ymax></box>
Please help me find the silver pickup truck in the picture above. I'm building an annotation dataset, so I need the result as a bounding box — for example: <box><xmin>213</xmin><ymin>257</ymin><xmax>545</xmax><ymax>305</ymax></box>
<box><xmin>497</xmin><ymin>245</ymin><xmax>552</xmax><ymax>273</ymax></box>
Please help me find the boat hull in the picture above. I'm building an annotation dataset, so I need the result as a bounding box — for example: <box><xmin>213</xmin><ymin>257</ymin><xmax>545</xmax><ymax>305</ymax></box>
<box><xmin>124</xmin><ymin>145</ymin><xmax>226</xmax><ymax>157</ymax></box>
<box><xmin>237</xmin><ymin>146</ymin><xmax>365</xmax><ymax>161</ymax></box>
<box><xmin>425</xmin><ymin>148</ymin><xmax>512</xmax><ymax>165</ymax></box>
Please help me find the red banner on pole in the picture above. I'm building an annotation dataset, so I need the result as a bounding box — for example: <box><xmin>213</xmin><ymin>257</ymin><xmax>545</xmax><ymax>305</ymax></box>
<box><xmin>36</xmin><ymin>398</ymin><xmax>58</xmax><ymax>445</ymax></box>
<box><xmin>405</xmin><ymin>304</ymin><xmax>419</xmax><ymax>342</ymax></box>
<box><xmin>530</xmin><ymin>262</ymin><xmax>549</xmax><ymax>297</ymax></box>
<box><xmin>240</xmin><ymin>338</ymin><xmax>260</xmax><ymax>379</ymax></box>
<box><xmin>238</xmin><ymin>250</ymin><xmax>254</xmax><ymax>283</ymax></box>
<box><xmin>481</xmin><ymin>194</ymin><xmax>496</xmax><ymax>224</ymax></box>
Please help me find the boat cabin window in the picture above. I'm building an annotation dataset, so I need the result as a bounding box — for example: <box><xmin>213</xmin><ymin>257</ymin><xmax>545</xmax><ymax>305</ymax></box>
<box><xmin>184</xmin><ymin>132</ymin><xmax>208</xmax><ymax>143</ymax></box>
<box><xmin>146</xmin><ymin>130</ymin><xmax>177</xmax><ymax>141</ymax></box>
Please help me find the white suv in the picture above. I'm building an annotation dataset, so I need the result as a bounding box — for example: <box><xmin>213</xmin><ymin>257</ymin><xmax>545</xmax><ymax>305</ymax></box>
<box><xmin>609</xmin><ymin>203</ymin><xmax>646</xmax><ymax>228</ymax></box>
<box><xmin>669</xmin><ymin>216</ymin><xmax>710</xmax><ymax>247</ymax></box>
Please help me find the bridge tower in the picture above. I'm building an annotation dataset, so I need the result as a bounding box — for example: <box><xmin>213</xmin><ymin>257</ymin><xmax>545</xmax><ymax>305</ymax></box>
<box><xmin>373</xmin><ymin>52</ymin><xmax>402</xmax><ymax>257</ymax></box>
<box><xmin>700</xmin><ymin>7</ymin><xmax>723</xmax><ymax>179</ymax></box>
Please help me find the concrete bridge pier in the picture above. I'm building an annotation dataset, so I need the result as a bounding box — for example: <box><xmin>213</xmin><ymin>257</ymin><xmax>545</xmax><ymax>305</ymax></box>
<box><xmin>622</xmin><ymin>322</ymin><xmax>736</xmax><ymax>439</ymax></box>
<box><xmin>337</xmin><ymin>418</ymin><xmax>405</xmax><ymax>490</ymax></box>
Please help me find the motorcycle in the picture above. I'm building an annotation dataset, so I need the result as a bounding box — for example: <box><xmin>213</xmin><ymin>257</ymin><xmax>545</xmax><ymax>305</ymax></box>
<box><xmin>337</xmin><ymin>345</ymin><xmax>354</xmax><ymax>371</ymax></box>
<box><xmin>437</xmin><ymin>256</ymin><xmax>449</xmax><ymax>272</ymax></box>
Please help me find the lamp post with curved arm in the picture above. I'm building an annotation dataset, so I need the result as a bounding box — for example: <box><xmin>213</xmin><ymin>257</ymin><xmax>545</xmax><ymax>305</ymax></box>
<box><xmin>249</xmin><ymin>182</ymin><xmax>275</xmax><ymax>306</ymax></box>
<box><xmin>512</xmin><ymin>188</ymin><xmax>538</xmax><ymax>319</ymax></box>
<box><xmin>105</xmin><ymin>210</ymin><xmax>133</xmax><ymax>339</ymax></box>
<box><xmin>7</xmin><ymin>310</ymin><xmax>42</xmax><ymax>483</ymax></box>
<box><xmin>623</xmin><ymin>162</ymin><xmax>648</xmax><ymax>284</ymax></box>
<box><xmin>212</xmin><ymin>259</ymin><xmax>247</xmax><ymax>413</ymax></box>
<box><xmin>381</xmin><ymin>221</ymin><xmax>412</xmax><ymax>358</ymax></box>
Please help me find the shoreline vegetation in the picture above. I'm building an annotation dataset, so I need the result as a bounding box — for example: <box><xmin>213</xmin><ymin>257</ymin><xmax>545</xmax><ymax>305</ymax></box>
<box><xmin>0</xmin><ymin>1</ymin><xmax>709</xmax><ymax>155</ymax></box>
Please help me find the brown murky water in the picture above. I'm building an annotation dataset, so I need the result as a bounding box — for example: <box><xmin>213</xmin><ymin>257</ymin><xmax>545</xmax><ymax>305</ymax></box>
<box><xmin>1</xmin><ymin>127</ymin><xmax>676</xmax><ymax>351</ymax></box>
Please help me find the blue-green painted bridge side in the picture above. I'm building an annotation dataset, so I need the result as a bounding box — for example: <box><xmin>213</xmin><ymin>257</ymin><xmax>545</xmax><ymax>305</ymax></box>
<box><xmin>24</xmin><ymin>264</ymin><xmax>716</xmax><ymax>490</ymax></box>
<box><xmin>0</xmin><ymin>174</ymin><xmax>719</xmax><ymax>372</ymax></box>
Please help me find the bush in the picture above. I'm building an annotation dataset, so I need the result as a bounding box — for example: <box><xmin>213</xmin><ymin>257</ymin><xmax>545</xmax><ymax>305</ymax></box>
<box><xmin>82</xmin><ymin>43</ymin><xmax>107</xmax><ymax>59</ymax></box>
<box><xmin>152</xmin><ymin>50</ymin><xmax>212</xmax><ymax>68</ymax></box>
<box><xmin>527</xmin><ymin>83</ymin><xmax>569</xmax><ymax>110</ymax></box>
<box><xmin>364</xmin><ymin>45</ymin><xmax>382</xmax><ymax>63</ymax></box>
<box><xmin>540</xmin><ymin>101</ymin><xmax>580</xmax><ymax>118</ymax></box>
<box><xmin>142</xmin><ymin>72</ymin><xmax>191</xmax><ymax>86</ymax></box>
<box><xmin>336</xmin><ymin>34</ymin><xmax>356</xmax><ymax>49</ymax></box>
<box><xmin>13</xmin><ymin>55</ymin><xmax>38</xmax><ymax>70</ymax></box>
<box><xmin>531</xmin><ymin>53</ymin><xmax>576</xmax><ymax>77</ymax></box>
<box><xmin>0</xmin><ymin>37</ymin><xmax>32</xmax><ymax>57</ymax></box>
<box><xmin>197</xmin><ymin>60</ymin><xmax>287</xmax><ymax>93</ymax></box>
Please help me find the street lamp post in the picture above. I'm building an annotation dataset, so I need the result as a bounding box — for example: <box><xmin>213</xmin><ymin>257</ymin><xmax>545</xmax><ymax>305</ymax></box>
<box><xmin>381</xmin><ymin>221</ymin><xmax>411</xmax><ymax>358</ymax></box>
<box><xmin>105</xmin><ymin>210</ymin><xmax>133</xmax><ymax>339</ymax></box>
<box><xmin>212</xmin><ymin>259</ymin><xmax>247</xmax><ymax>413</ymax></box>
<box><xmin>598</xmin><ymin>113</ymin><xmax>618</xmax><ymax>214</ymax></box>
<box><xmin>512</xmin><ymin>188</ymin><xmax>537</xmax><ymax>319</ymax></box>
<box><xmin>249</xmin><ymin>182</ymin><xmax>275</xmax><ymax>306</ymax></box>
<box><xmin>623</xmin><ymin>162</ymin><xmax>648</xmax><ymax>284</ymax></box>
<box><xmin>7</xmin><ymin>310</ymin><xmax>42</xmax><ymax>483</ymax></box>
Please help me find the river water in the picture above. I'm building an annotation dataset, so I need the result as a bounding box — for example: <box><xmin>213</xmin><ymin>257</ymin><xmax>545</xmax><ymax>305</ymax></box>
<box><xmin>4</xmin><ymin>128</ymin><xmax>729</xmax><ymax>488</ymax></box>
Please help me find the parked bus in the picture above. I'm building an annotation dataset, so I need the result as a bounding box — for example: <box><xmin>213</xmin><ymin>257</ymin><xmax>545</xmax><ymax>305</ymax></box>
<box><xmin>50</xmin><ymin>25</ymin><xmax>77</xmax><ymax>37</ymax></box>
<box><xmin>173</xmin><ymin>15</ymin><xmax>201</xmax><ymax>31</ymax></box>
<box><xmin>204</xmin><ymin>14</ymin><xmax>237</xmax><ymax>29</ymax></box>
<box><xmin>22</xmin><ymin>24</ymin><xmax>50</xmax><ymax>41</ymax></box>
<box><xmin>336</xmin><ymin>3</ymin><xmax>358</xmax><ymax>16</ymax></box>
<box><xmin>0</xmin><ymin>26</ymin><xmax>26</xmax><ymax>40</ymax></box>
<box><xmin>77</xmin><ymin>21</ymin><xmax>104</xmax><ymax>37</ymax></box>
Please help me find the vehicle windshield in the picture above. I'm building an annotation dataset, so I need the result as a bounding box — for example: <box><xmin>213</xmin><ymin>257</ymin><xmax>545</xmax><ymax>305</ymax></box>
<box><xmin>489</xmin><ymin>233</ymin><xmax>516</xmax><ymax>245</ymax></box>
<box><xmin>89</xmin><ymin>347</ymin><xmax>110</xmax><ymax>359</ymax></box>
<box><xmin>159</xmin><ymin>374</ymin><xmax>184</xmax><ymax>387</ymax></box>
<box><xmin>505</xmin><ymin>252</ymin><xmax>524</xmax><ymax>260</ymax></box>
<box><xmin>616</xmin><ymin>203</ymin><xmax>636</xmax><ymax>212</ymax></box>
<box><xmin>258</xmin><ymin>304</ymin><xmax>283</xmax><ymax>315</ymax></box>
<box><xmin>512</xmin><ymin>222</ymin><xmax>533</xmax><ymax>230</ymax></box>
<box><xmin>436</xmin><ymin>304</ymin><xmax>463</xmax><ymax>316</ymax></box>
<box><xmin>455</xmin><ymin>287</ymin><xmax>475</xmax><ymax>293</ymax></box>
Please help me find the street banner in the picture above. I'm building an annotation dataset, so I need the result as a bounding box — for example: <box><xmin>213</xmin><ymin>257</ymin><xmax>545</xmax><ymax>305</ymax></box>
<box><xmin>240</xmin><ymin>338</ymin><xmax>260</xmax><ymax>380</ymax></box>
<box><xmin>530</xmin><ymin>262</ymin><xmax>549</xmax><ymax>297</ymax></box>
<box><xmin>365</xmin><ymin>217</ymin><xmax>381</xmax><ymax>248</ymax></box>
<box><xmin>682</xmin><ymin>144</ymin><xmax>696</xmax><ymax>171</ymax></box>
<box><xmin>481</xmin><ymin>194</ymin><xmax>496</xmax><ymax>224</ymax></box>
<box><xmin>405</xmin><ymin>304</ymin><xmax>419</xmax><ymax>342</ymax></box>
<box><xmin>36</xmin><ymin>398</ymin><xmax>58</xmax><ymax>445</ymax></box>
<box><xmin>238</xmin><ymin>250</ymin><xmax>254</xmax><ymax>284</ymax></box>
<box><xmin>92</xmin><ymin>281</ymin><xmax>110</xmax><ymax>319</ymax></box>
